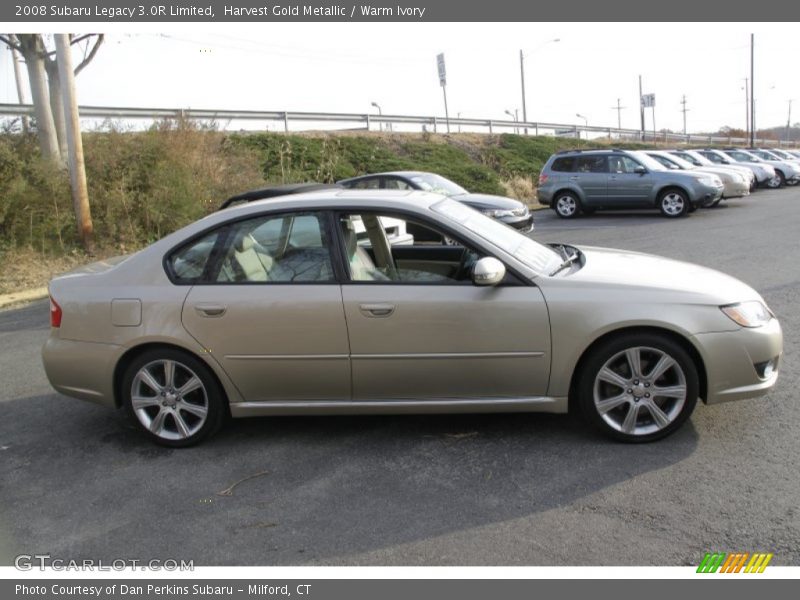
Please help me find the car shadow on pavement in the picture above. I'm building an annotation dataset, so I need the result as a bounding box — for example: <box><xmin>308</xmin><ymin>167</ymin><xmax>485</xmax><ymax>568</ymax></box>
<box><xmin>0</xmin><ymin>392</ymin><xmax>698</xmax><ymax>566</ymax></box>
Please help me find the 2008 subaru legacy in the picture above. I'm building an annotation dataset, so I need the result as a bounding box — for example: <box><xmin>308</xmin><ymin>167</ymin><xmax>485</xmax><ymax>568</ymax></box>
<box><xmin>43</xmin><ymin>190</ymin><xmax>782</xmax><ymax>446</ymax></box>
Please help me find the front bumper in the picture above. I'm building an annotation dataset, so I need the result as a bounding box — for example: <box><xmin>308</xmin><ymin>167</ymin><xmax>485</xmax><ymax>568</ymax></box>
<box><xmin>694</xmin><ymin>185</ymin><xmax>724</xmax><ymax>207</ymax></box>
<box><xmin>499</xmin><ymin>213</ymin><xmax>535</xmax><ymax>233</ymax></box>
<box><xmin>691</xmin><ymin>317</ymin><xmax>783</xmax><ymax>405</ymax></box>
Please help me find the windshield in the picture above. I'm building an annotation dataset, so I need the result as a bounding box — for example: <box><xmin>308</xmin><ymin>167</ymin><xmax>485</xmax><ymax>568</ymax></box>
<box><xmin>680</xmin><ymin>150</ymin><xmax>712</xmax><ymax>166</ymax></box>
<box><xmin>770</xmin><ymin>150</ymin><xmax>792</xmax><ymax>159</ymax></box>
<box><xmin>408</xmin><ymin>173</ymin><xmax>468</xmax><ymax>196</ymax></box>
<box><xmin>753</xmin><ymin>150</ymin><xmax>779</xmax><ymax>161</ymax></box>
<box><xmin>431</xmin><ymin>198</ymin><xmax>561</xmax><ymax>276</ymax></box>
<box><xmin>728</xmin><ymin>150</ymin><xmax>761</xmax><ymax>162</ymax></box>
<box><xmin>652</xmin><ymin>152</ymin><xmax>694</xmax><ymax>170</ymax></box>
<box><xmin>627</xmin><ymin>151</ymin><xmax>667</xmax><ymax>171</ymax></box>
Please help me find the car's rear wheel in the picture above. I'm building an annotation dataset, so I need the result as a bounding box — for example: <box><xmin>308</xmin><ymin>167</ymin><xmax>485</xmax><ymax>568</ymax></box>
<box><xmin>658</xmin><ymin>189</ymin><xmax>689</xmax><ymax>218</ymax></box>
<box><xmin>766</xmin><ymin>170</ymin><xmax>785</xmax><ymax>189</ymax></box>
<box><xmin>577</xmin><ymin>333</ymin><xmax>699</xmax><ymax>443</ymax></box>
<box><xmin>554</xmin><ymin>192</ymin><xmax>580</xmax><ymax>219</ymax></box>
<box><xmin>122</xmin><ymin>348</ymin><xmax>226</xmax><ymax>447</ymax></box>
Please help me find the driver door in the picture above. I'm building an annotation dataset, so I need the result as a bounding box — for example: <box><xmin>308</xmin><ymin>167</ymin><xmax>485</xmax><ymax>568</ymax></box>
<box><xmin>336</xmin><ymin>212</ymin><xmax>551</xmax><ymax>400</ymax></box>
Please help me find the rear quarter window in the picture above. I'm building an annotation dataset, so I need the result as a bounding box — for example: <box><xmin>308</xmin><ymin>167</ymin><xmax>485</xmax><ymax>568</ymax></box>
<box><xmin>167</xmin><ymin>232</ymin><xmax>219</xmax><ymax>283</ymax></box>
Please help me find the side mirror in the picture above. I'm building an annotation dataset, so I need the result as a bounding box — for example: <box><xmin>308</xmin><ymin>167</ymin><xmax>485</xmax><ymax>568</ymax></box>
<box><xmin>472</xmin><ymin>257</ymin><xmax>506</xmax><ymax>286</ymax></box>
<box><xmin>634</xmin><ymin>165</ymin><xmax>647</xmax><ymax>174</ymax></box>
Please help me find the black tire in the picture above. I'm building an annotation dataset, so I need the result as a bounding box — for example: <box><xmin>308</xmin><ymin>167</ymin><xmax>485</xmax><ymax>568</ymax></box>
<box><xmin>658</xmin><ymin>189</ymin><xmax>690</xmax><ymax>218</ymax></box>
<box><xmin>122</xmin><ymin>348</ymin><xmax>226</xmax><ymax>447</ymax></box>
<box><xmin>553</xmin><ymin>191</ymin><xmax>581</xmax><ymax>219</ymax></box>
<box><xmin>766</xmin><ymin>170</ymin><xmax>785</xmax><ymax>189</ymax></box>
<box><xmin>577</xmin><ymin>332</ymin><xmax>699</xmax><ymax>443</ymax></box>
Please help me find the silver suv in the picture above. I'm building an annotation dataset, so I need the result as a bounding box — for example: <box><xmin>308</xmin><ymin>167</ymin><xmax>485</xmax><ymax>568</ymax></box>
<box><xmin>538</xmin><ymin>150</ymin><xmax>724</xmax><ymax>218</ymax></box>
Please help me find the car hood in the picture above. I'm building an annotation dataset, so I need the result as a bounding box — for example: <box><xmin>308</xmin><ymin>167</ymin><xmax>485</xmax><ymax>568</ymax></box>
<box><xmin>568</xmin><ymin>246</ymin><xmax>761</xmax><ymax>304</ymax></box>
<box><xmin>450</xmin><ymin>193</ymin><xmax>524</xmax><ymax>211</ymax></box>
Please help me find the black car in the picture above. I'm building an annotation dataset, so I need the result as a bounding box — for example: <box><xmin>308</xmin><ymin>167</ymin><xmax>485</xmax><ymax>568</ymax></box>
<box><xmin>337</xmin><ymin>171</ymin><xmax>534</xmax><ymax>232</ymax></box>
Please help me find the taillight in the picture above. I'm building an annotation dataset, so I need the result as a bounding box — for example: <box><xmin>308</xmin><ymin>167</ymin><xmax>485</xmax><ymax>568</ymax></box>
<box><xmin>538</xmin><ymin>174</ymin><xmax>548</xmax><ymax>185</ymax></box>
<box><xmin>50</xmin><ymin>295</ymin><xmax>62</xmax><ymax>328</ymax></box>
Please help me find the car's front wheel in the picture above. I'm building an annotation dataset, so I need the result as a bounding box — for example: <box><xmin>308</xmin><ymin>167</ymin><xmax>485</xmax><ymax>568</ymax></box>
<box><xmin>554</xmin><ymin>192</ymin><xmax>581</xmax><ymax>219</ymax></box>
<box><xmin>577</xmin><ymin>333</ymin><xmax>699</xmax><ymax>443</ymax></box>
<box><xmin>658</xmin><ymin>189</ymin><xmax>690</xmax><ymax>218</ymax></box>
<box><xmin>122</xmin><ymin>348</ymin><xmax>226</xmax><ymax>447</ymax></box>
<box><xmin>766</xmin><ymin>170</ymin><xmax>785</xmax><ymax>189</ymax></box>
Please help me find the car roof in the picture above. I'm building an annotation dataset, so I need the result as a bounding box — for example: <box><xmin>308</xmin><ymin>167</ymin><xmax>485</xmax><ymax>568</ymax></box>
<box><xmin>219</xmin><ymin>183</ymin><xmax>342</xmax><ymax>209</ymax></box>
<box><xmin>553</xmin><ymin>149</ymin><xmax>628</xmax><ymax>156</ymax></box>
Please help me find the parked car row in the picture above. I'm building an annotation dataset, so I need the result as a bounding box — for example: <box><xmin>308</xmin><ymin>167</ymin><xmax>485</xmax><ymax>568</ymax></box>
<box><xmin>537</xmin><ymin>147</ymin><xmax>800</xmax><ymax>219</ymax></box>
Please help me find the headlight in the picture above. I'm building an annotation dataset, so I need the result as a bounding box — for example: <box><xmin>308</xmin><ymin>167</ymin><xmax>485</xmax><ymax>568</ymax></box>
<box><xmin>483</xmin><ymin>209</ymin><xmax>517</xmax><ymax>218</ymax></box>
<box><xmin>720</xmin><ymin>301</ymin><xmax>773</xmax><ymax>328</ymax></box>
<box><xmin>699</xmin><ymin>176</ymin><xmax>722</xmax><ymax>187</ymax></box>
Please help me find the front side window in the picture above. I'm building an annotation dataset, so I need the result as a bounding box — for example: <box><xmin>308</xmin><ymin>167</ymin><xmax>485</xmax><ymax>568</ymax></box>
<box><xmin>215</xmin><ymin>213</ymin><xmax>334</xmax><ymax>283</ymax></box>
<box><xmin>609</xmin><ymin>155</ymin><xmax>644</xmax><ymax>173</ymax></box>
<box><xmin>339</xmin><ymin>212</ymin><xmax>480</xmax><ymax>284</ymax></box>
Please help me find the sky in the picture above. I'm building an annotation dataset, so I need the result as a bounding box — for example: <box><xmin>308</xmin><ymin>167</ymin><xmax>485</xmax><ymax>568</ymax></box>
<box><xmin>1</xmin><ymin>22</ymin><xmax>798</xmax><ymax>135</ymax></box>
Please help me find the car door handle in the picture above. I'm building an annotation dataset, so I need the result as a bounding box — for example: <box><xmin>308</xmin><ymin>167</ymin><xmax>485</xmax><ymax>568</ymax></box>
<box><xmin>359</xmin><ymin>303</ymin><xmax>396</xmax><ymax>318</ymax></box>
<box><xmin>194</xmin><ymin>304</ymin><xmax>227</xmax><ymax>317</ymax></box>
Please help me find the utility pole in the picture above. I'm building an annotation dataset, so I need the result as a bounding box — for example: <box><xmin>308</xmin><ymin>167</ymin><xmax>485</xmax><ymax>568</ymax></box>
<box><xmin>10</xmin><ymin>43</ymin><xmax>29</xmax><ymax>132</ymax></box>
<box><xmin>680</xmin><ymin>95</ymin><xmax>689</xmax><ymax>137</ymax></box>
<box><xmin>520</xmin><ymin>50</ymin><xmax>527</xmax><ymax>135</ymax></box>
<box><xmin>743</xmin><ymin>77</ymin><xmax>749</xmax><ymax>139</ymax></box>
<box><xmin>787</xmin><ymin>99</ymin><xmax>794</xmax><ymax>142</ymax></box>
<box><xmin>750</xmin><ymin>34</ymin><xmax>755</xmax><ymax>147</ymax></box>
<box><xmin>639</xmin><ymin>75</ymin><xmax>645</xmax><ymax>141</ymax></box>
<box><xmin>54</xmin><ymin>34</ymin><xmax>94</xmax><ymax>253</ymax></box>
<box><xmin>611</xmin><ymin>98</ymin><xmax>625</xmax><ymax>130</ymax></box>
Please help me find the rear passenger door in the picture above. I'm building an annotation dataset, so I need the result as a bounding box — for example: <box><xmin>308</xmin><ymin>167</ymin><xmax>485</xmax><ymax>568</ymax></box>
<box><xmin>176</xmin><ymin>211</ymin><xmax>351</xmax><ymax>403</ymax></box>
<box><xmin>573</xmin><ymin>155</ymin><xmax>608</xmax><ymax>205</ymax></box>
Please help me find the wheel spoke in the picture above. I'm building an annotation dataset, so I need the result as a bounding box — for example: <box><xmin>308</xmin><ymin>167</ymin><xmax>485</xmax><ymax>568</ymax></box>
<box><xmin>647</xmin><ymin>354</ymin><xmax>675</xmax><ymax>382</ymax></box>
<box><xmin>177</xmin><ymin>376</ymin><xmax>202</xmax><ymax>398</ymax></box>
<box><xmin>177</xmin><ymin>400</ymin><xmax>207</xmax><ymax>419</ymax></box>
<box><xmin>163</xmin><ymin>360</ymin><xmax>176</xmax><ymax>389</ymax></box>
<box><xmin>621</xmin><ymin>403</ymin><xmax>640</xmax><ymax>434</ymax></box>
<box><xmin>131</xmin><ymin>395</ymin><xmax>160</xmax><ymax>410</ymax></box>
<box><xmin>653</xmin><ymin>384</ymin><xmax>686</xmax><ymax>398</ymax></box>
<box><xmin>173</xmin><ymin>411</ymin><xmax>192</xmax><ymax>438</ymax></box>
<box><xmin>598</xmin><ymin>367</ymin><xmax>629</xmax><ymax>389</ymax></box>
<box><xmin>149</xmin><ymin>408</ymin><xmax>168</xmax><ymax>434</ymax></box>
<box><xmin>138</xmin><ymin>368</ymin><xmax>163</xmax><ymax>394</ymax></box>
<box><xmin>625</xmin><ymin>348</ymin><xmax>642</xmax><ymax>379</ymax></box>
<box><xmin>596</xmin><ymin>393</ymin><xmax>629</xmax><ymax>414</ymax></box>
<box><xmin>644</xmin><ymin>400</ymin><xmax>671</xmax><ymax>429</ymax></box>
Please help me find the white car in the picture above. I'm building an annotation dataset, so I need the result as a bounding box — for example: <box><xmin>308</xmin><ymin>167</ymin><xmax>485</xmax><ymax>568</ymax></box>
<box><xmin>646</xmin><ymin>151</ymin><xmax>750</xmax><ymax>205</ymax></box>
<box><xmin>698</xmin><ymin>149</ymin><xmax>776</xmax><ymax>188</ymax></box>
<box><xmin>669</xmin><ymin>150</ymin><xmax>757</xmax><ymax>193</ymax></box>
<box><xmin>723</xmin><ymin>149</ymin><xmax>800</xmax><ymax>188</ymax></box>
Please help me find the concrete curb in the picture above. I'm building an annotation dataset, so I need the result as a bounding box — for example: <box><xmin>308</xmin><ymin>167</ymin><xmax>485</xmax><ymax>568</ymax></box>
<box><xmin>0</xmin><ymin>287</ymin><xmax>49</xmax><ymax>310</ymax></box>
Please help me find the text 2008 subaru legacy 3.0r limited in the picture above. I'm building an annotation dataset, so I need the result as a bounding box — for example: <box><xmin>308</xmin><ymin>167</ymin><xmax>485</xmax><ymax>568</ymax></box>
<box><xmin>43</xmin><ymin>190</ymin><xmax>782</xmax><ymax>447</ymax></box>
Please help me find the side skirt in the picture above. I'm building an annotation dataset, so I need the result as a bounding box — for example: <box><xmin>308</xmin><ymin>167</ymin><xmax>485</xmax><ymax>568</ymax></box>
<box><xmin>229</xmin><ymin>396</ymin><xmax>568</xmax><ymax>418</ymax></box>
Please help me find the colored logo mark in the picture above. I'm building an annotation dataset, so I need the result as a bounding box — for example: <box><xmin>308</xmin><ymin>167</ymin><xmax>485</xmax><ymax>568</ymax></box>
<box><xmin>697</xmin><ymin>552</ymin><xmax>773</xmax><ymax>573</ymax></box>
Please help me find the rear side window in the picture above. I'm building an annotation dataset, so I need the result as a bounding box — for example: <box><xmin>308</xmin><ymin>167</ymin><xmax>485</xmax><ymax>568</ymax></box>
<box><xmin>576</xmin><ymin>155</ymin><xmax>608</xmax><ymax>173</ymax></box>
<box><xmin>550</xmin><ymin>156</ymin><xmax>575</xmax><ymax>172</ymax></box>
<box><xmin>168</xmin><ymin>232</ymin><xmax>219</xmax><ymax>283</ymax></box>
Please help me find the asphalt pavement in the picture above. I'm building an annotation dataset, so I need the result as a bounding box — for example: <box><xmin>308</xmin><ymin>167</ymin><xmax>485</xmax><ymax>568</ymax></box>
<box><xmin>1</xmin><ymin>188</ymin><xmax>798</xmax><ymax>566</ymax></box>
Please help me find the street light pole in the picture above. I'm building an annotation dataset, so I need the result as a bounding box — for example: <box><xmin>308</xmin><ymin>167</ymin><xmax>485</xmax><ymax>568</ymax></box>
<box><xmin>370</xmin><ymin>101</ymin><xmax>382</xmax><ymax>132</ymax></box>
<box><xmin>787</xmin><ymin>99</ymin><xmax>794</xmax><ymax>143</ymax></box>
<box><xmin>750</xmin><ymin>34</ymin><xmax>755</xmax><ymax>147</ymax></box>
<box><xmin>576</xmin><ymin>113</ymin><xmax>587</xmax><ymax>139</ymax></box>
<box><xmin>520</xmin><ymin>39</ymin><xmax>559</xmax><ymax>135</ymax></box>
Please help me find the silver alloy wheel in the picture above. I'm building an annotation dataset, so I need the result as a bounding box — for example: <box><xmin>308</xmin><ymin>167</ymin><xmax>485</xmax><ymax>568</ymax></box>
<box><xmin>661</xmin><ymin>193</ymin><xmax>685</xmax><ymax>216</ymax></box>
<box><xmin>766</xmin><ymin>174</ymin><xmax>782</xmax><ymax>188</ymax></box>
<box><xmin>555</xmin><ymin>195</ymin><xmax>578</xmax><ymax>217</ymax></box>
<box><xmin>130</xmin><ymin>359</ymin><xmax>209</xmax><ymax>441</ymax></box>
<box><xmin>593</xmin><ymin>346</ymin><xmax>687</xmax><ymax>436</ymax></box>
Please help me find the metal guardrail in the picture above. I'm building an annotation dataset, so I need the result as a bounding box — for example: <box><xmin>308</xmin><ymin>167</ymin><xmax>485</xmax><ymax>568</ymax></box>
<box><xmin>1</xmin><ymin>102</ymin><xmax>796</xmax><ymax>148</ymax></box>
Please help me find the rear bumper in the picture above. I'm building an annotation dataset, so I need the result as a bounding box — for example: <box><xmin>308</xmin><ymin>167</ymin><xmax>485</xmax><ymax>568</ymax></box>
<box><xmin>722</xmin><ymin>181</ymin><xmax>751</xmax><ymax>198</ymax></box>
<box><xmin>692</xmin><ymin>318</ymin><xmax>783</xmax><ymax>405</ymax></box>
<box><xmin>42</xmin><ymin>336</ymin><xmax>120</xmax><ymax>407</ymax></box>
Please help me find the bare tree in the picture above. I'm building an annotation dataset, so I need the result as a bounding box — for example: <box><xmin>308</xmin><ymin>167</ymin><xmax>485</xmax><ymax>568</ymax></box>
<box><xmin>0</xmin><ymin>33</ymin><xmax>104</xmax><ymax>163</ymax></box>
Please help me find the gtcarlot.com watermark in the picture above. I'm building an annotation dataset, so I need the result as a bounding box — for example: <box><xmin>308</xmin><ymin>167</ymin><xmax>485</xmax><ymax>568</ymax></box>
<box><xmin>15</xmin><ymin>554</ymin><xmax>194</xmax><ymax>571</ymax></box>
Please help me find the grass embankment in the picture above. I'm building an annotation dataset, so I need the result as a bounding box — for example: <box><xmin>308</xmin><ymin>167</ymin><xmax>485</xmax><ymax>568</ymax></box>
<box><xmin>0</xmin><ymin>122</ymin><xmax>645</xmax><ymax>293</ymax></box>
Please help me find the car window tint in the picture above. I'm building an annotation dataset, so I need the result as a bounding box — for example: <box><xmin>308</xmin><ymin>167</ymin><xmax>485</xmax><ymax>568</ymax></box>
<box><xmin>216</xmin><ymin>213</ymin><xmax>334</xmax><ymax>283</ymax></box>
<box><xmin>383</xmin><ymin>178</ymin><xmax>412</xmax><ymax>190</ymax></box>
<box><xmin>551</xmin><ymin>157</ymin><xmax>575</xmax><ymax>172</ymax></box>
<box><xmin>168</xmin><ymin>232</ymin><xmax>219</xmax><ymax>283</ymax></box>
<box><xmin>576</xmin><ymin>156</ymin><xmax>608</xmax><ymax>173</ymax></box>
<box><xmin>349</xmin><ymin>178</ymin><xmax>380</xmax><ymax>189</ymax></box>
